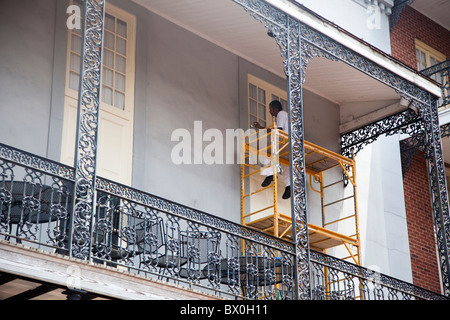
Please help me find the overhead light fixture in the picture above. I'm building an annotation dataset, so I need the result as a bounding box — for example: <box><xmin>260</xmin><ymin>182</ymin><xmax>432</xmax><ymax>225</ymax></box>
<box><xmin>409</xmin><ymin>102</ymin><xmax>420</xmax><ymax>114</ymax></box>
<box><xmin>399</xmin><ymin>97</ymin><xmax>411</xmax><ymax>108</ymax></box>
<box><xmin>399</xmin><ymin>97</ymin><xmax>420</xmax><ymax>114</ymax></box>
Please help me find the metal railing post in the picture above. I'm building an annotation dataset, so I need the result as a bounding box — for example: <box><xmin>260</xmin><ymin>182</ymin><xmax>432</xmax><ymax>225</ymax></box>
<box><xmin>70</xmin><ymin>0</ymin><xmax>106</xmax><ymax>260</ymax></box>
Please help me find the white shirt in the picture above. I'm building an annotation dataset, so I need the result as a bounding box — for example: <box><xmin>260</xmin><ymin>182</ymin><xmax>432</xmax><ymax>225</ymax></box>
<box><xmin>276</xmin><ymin>110</ymin><xmax>289</xmax><ymax>134</ymax></box>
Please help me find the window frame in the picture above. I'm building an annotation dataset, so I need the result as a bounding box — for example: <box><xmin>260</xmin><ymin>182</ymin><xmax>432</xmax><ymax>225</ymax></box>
<box><xmin>415</xmin><ymin>39</ymin><xmax>449</xmax><ymax>106</ymax></box>
<box><xmin>247</xmin><ymin>74</ymin><xmax>287</xmax><ymax>129</ymax></box>
<box><xmin>65</xmin><ymin>0</ymin><xmax>136</xmax><ymax>117</ymax></box>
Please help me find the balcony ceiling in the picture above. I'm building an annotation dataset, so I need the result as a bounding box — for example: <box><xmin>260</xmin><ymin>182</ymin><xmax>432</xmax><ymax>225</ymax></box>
<box><xmin>132</xmin><ymin>0</ymin><xmax>433</xmax><ymax>127</ymax></box>
<box><xmin>411</xmin><ymin>0</ymin><xmax>450</xmax><ymax>31</ymax></box>
<box><xmin>133</xmin><ymin>0</ymin><xmax>286</xmax><ymax>77</ymax></box>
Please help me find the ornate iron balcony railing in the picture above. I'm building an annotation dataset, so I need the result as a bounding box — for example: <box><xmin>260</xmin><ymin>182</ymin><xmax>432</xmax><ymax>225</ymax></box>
<box><xmin>0</xmin><ymin>142</ymin><xmax>446</xmax><ymax>300</ymax></box>
<box><xmin>421</xmin><ymin>60</ymin><xmax>450</xmax><ymax>107</ymax></box>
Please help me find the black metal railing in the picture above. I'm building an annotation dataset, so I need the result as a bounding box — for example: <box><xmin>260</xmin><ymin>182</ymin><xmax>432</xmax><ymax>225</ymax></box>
<box><xmin>421</xmin><ymin>60</ymin><xmax>450</xmax><ymax>107</ymax></box>
<box><xmin>0</xmin><ymin>142</ymin><xmax>446</xmax><ymax>300</ymax></box>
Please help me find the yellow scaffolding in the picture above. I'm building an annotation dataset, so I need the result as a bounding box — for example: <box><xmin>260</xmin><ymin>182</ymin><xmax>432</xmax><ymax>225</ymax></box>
<box><xmin>240</xmin><ymin>123</ymin><xmax>361</xmax><ymax>266</ymax></box>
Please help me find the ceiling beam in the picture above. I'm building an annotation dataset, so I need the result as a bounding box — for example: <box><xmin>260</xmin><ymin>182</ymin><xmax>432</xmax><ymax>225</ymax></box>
<box><xmin>5</xmin><ymin>283</ymin><xmax>59</xmax><ymax>300</ymax></box>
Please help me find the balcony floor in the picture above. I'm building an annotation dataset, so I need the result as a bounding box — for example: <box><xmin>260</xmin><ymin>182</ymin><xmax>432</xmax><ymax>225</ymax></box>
<box><xmin>0</xmin><ymin>240</ymin><xmax>222</xmax><ymax>300</ymax></box>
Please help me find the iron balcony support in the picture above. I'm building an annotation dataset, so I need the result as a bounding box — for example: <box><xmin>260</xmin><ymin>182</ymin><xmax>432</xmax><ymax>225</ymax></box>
<box><xmin>70</xmin><ymin>0</ymin><xmax>106</xmax><ymax>259</ymax></box>
<box><xmin>232</xmin><ymin>0</ymin><xmax>313</xmax><ymax>300</ymax></box>
<box><xmin>421</xmin><ymin>97</ymin><xmax>450</xmax><ymax>296</ymax></box>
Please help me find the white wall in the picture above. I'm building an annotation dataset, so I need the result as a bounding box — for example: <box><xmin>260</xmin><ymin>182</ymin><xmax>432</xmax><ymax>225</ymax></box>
<box><xmin>356</xmin><ymin>134</ymin><xmax>413</xmax><ymax>282</ymax></box>
<box><xmin>294</xmin><ymin>0</ymin><xmax>393</xmax><ymax>53</ymax></box>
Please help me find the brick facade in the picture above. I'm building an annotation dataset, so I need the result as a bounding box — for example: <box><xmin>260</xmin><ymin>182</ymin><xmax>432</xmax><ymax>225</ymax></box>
<box><xmin>402</xmin><ymin>151</ymin><xmax>442</xmax><ymax>293</ymax></box>
<box><xmin>390</xmin><ymin>5</ymin><xmax>450</xmax><ymax>70</ymax></box>
<box><xmin>392</xmin><ymin>5</ymin><xmax>449</xmax><ymax>294</ymax></box>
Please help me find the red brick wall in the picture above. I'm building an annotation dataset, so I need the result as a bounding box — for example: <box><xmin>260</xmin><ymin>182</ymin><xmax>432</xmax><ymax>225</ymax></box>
<box><xmin>390</xmin><ymin>5</ymin><xmax>450</xmax><ymax>70</ymax></box>
<box><xmin>393</xmin><ymin>5</ymin><xmax>448</xmax><ymax>294</ymax></box>
<box><xmin>402</xmin><ymin>151</ymin><xmax>442</xmax><ymax>293</ymax></box>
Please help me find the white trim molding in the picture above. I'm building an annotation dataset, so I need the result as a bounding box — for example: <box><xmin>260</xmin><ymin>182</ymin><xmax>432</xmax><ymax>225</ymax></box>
<box><xmin>354</xmin><ymin>0</ymin><xmax>394</xmax><ymax>15</ymax></box>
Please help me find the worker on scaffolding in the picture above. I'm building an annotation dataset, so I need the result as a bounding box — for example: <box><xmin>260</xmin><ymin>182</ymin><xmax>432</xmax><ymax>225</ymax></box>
<box><xmin>254</xmin><ymin>100</ymin><xmax>291</xmax><ymax>199</ymax></box>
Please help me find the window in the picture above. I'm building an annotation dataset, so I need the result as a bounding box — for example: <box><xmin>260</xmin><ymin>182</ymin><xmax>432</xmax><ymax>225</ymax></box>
<box><xmin>102</xmin><ymin>13</ymin><xmax>128</xmax><ymax>110</ymax></box>
<box><xmin>248</xmin><ymin>75</ymin><xmax>287</xmax><ymax>129</ymax></box>
<box><xmin>248</xmin><ymin>83</ymin><xmax>267</xmax><ymax>128</ymax></box>
<box><xmin>67</xmin><ymin>0</ymin><xmax>135</xmax><ymax>111</ymax></box>
<box><xmin>415</xmin><ymin>40</ymin><xmax>449</xmax><ymax>106</ymax></box>
<box><xmin>415</xmin><ymin>39</ymin><xmax>447</xmax><ymax>84</ymax></box>
<box><xmin>63</xmin><ymin>1</ymin><xmax>136</xmax><ymax>185</ymax></box>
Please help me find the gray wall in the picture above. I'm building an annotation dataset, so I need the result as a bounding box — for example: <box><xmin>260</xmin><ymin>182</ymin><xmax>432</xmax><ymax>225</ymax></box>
<box><xmin>0</xmin><ymin>0</ymin><xmax>58</xmax><ymax>157</ymax></box>
<box><xmin>128</xmin><ymin>4</ymin><xmax>340</xmax><ymax>220</ymax></box>
<box><xmin>139</xmin><ymin>9</ymin><xmax>241</xmax><ymax>220</ymax></box>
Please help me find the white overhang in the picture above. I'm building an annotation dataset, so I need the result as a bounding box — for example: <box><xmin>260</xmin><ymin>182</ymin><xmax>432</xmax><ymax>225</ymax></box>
<box><xmin>411</xmin><ymin>0</ymin><xmax>450</xmax><ymax>31</ymax></box>
<box><xmin>132</xmin><ymin>0</ymin><xmax>442</xmax><ymax>132</ymax></box>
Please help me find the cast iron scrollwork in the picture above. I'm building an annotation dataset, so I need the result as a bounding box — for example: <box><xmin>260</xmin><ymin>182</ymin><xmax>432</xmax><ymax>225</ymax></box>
<box><xmin>71</xmin><ymin>0</ymin><xmax>106</xmax><ymax>259</ymax></box>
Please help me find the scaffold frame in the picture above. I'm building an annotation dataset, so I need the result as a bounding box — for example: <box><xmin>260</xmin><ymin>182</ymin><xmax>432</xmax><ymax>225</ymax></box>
<box><xmin>241</xmin><ymin>124</ymin><xmax>361</xmax><ymax>266</ymax></box>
